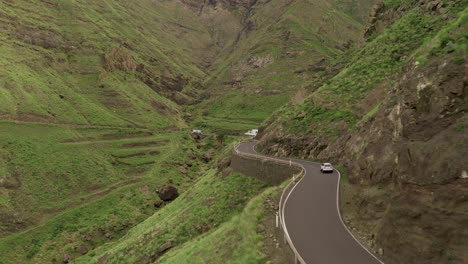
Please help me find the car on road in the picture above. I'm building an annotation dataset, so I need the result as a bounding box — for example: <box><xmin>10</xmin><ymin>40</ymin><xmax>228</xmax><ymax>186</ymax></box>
<box><xmin>320</xmin><ymin>163</ymin><xmax>334</xmax><ymax>173</ymax></box>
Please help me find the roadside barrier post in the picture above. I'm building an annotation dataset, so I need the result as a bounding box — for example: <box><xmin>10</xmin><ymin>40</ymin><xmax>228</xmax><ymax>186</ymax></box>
<box><xmin>275</xmin><ymin>212</ymin><xmax>279</xmax><ymax>228</ymax></box>
<box><xmin>233</xmin><ymin>142</ymin><xmax>307</xmax><ymax>264</ymax></box>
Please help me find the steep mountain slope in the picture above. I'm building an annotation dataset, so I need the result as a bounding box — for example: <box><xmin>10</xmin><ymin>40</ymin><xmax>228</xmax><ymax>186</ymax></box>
<box><xmin>191</xmin><ymin>0</ymin><xmax>374</xmax><ymax>133</ymax></box>
<box><xmin>0</xmin><ymin>0</ymin><xmax>379</xmax><ymax>263</ymax></box>
<box><xmin>0</xmin><ymin>0</ymin><xmax>229</xmax><ymax>128</ymax></box>
<box><xmin>2</xmin><ymin>0</ymin><xmax>464</xmax><ymax>263</ymax></box>
<box><xmin>257</xmin><ymin>1</ymin><xmax>467</xmax><ymax>263</ymax></box>
<box><xmin>0</xmin><ymin>1</ymin><xmax>226</xmax><ymax>262</ymax></box>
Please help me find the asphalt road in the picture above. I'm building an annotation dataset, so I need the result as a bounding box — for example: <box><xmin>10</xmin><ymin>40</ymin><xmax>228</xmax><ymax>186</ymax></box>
<box><xmin>237</xmin><ymin>142</ymin><xmax>382</xmax><ymax>264</ymax></box>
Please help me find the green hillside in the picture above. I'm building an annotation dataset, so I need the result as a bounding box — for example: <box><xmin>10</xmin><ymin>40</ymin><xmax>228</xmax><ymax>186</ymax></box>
<box><xmin>266</xmin><ymin>0</ymin><xmax>467</xmax><ymax>138</ymax></box>
<box><xmin>193</xmin><ymin>0</ymin><xmax>372</xmax><ymax>132</ymax></box>
<box><xmin>0</xmin><ymin>0</ymin><xmax>219</xmax><ymax>128</ymax></box>
<box><xmin>1</xmin><ymin>0</ymin><xmax>465</xmax><ymax>263</ymax></box>
<box><xmin>257</xmin><ymin>1</ymin><xmax>467</xmax><ymax>263</ymax></box>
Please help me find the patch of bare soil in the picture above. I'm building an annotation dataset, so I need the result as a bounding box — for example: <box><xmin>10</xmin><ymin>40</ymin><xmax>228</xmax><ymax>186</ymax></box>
<box><xmin>1</xmin><ymin>178</ymin><xmax>143</xmax><ymax>237</ymax></box>
<box><xmin>162</xmin><ymin>125</ymin><xmax>180</xmax><ymax>132</ymax></box>
<box><xmin>120</xmin><ymin>141</ymin><xmax>166</xmax><ymax>149</ymax></box>
<box><xmin>112</xmin><ymin>152</ymin><xmax>146</xmax><ymax>159</ymax></box>
<box><xmin>61</xmin><ymin>131</ymin><xmax>154</xmax><ymax>143</ymax></box>
<box><xmin>150</xmin><ymin>100</ymin><xmax>177</xmax><ymax>116</ymax></box>
<box><xmin>0</xmin><ymin>210</ymin><xmax>32</xmax><ymax>236</ymax></box>
<box><xmin>103</xmin><ymin>47</ymin><xmax>137</xmax><ymax>72</ymax></box>
<box><xmin>61</xmin><ymin>137</ymin><xmax>97</xmax><ymax>143</ymax></box>
<box><xmin>124</xmin><ymin>167</ymin><xmax>150</xmax><ymax>176</ymax></box>
<box><xmin>0</xmin><ymin>170</ymin><xmax>22</xmax><ymax>189</ymax></box>
<box><xmin>148</xmin><ymin>150</ymin><xmax>161</xmax><ymax>155</ymax></box>
<box><xmin>0</xmin><ymin>113</ymin><xmax>57</xmax><ymax>123</ymax></box>
<box><xmin>102</xmin><ymin>131</ymin><xmax>153</xmax><ymax>140</ymax></box>
<box><xmin>112</xmin><ymin>150</ymin><xmax>160</xmax><ymax>159</ymax></box>
<box><xmin>113</xmin><ymin>159</ymin><xmax>155</xmax><ymax>166</ymax></box>
<box><xmin>99</xmin><ymin>88</ymin><xmax>132</xmax><ymax>108</ymax></box>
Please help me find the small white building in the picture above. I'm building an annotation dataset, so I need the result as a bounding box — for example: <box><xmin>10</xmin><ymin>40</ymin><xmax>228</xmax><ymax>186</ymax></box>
<box><xmin>192</xmin><ymin>129</ymin><xmax>203</xmax><ymax>135</ymax></box>
<box><xmin>245</xmin><ymin>129</ymin><xmax>258</xmax><ymax>137</ymax></box>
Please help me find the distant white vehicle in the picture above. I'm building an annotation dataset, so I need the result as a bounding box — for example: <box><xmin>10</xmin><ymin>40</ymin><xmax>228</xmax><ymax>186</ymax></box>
<box><xmin>245</xmin><ymin>129</ymin><xmax>258</xmax><ymax>137</ymax></box>
<box><xmin>320</xmin><ymin>163</ymin><xmax>334</xmax><ymax>173</ymax></box>
<box><xmin>192</xmin><ymin>129</ymin><xmax>203</xmax><ymax>134</ymax></box>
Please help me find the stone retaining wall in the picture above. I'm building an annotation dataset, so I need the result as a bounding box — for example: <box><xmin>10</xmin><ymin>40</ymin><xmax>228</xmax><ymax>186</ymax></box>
<box><xmin>230</xmin><ymin>154</ymin><xmax>300</xmax><ymax>185</ymax></box>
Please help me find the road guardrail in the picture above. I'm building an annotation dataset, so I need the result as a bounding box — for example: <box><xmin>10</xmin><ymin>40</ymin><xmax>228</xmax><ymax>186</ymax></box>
<box><xmin>233</xmin><ymin>142</ymin><xmax>306</xmax><ymax>264</ymax></box>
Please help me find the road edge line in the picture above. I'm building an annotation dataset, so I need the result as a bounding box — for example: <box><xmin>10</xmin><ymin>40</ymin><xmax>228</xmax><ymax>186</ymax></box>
<box><xmin>335</xmin><ymin>169</ymin><xmax>385</xmax><ymax>264</ymax></box>
<box><xmin>251</xmin><ymin>142</ymin><xmax>307</xmax><ymax>264</ymax></box>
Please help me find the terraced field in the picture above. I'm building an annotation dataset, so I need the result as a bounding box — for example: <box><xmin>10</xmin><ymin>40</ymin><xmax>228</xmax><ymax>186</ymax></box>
<box><xmin>0</xmin><ymin>121</ymin><xmax>206</xmax><ymax>263</ymax></box>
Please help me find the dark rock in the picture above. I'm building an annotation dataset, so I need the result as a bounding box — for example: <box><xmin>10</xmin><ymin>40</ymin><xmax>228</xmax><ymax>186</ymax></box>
<box><xmin>82</xmin><ymin>234</ymin><xmax>92</xmax><ymax>241</ymax></box>
<box><xmin>104</xmin><ymin>232</ymin><xmax>113</xmax><ymax>239</ymax></box>
<box><xmin>159</xmin><ymin>241</ymin><xmax>174</xmax><ymax>253</ymax></box>
<box><xmin>191</xmin><ymin>132</ymin><xmax>200</xmax><ymax>139</ymax></box>
<box><xmin>63</xmin><ymin>253</ymin><xmax>72</xmax><ymax>263</ymax></box>
<box><xmin>77</xmin><ymin>244</ymin><xmax>88</xmax><ymax>255</ymax></box>
<box><xmin>201</xmin><ymin>153</ymin><xmax>212</xmax><ymax>163</ymax></box>
<box><xmin>217</xmin><ymin>156</ymin><xmax>231</xmax><ymax>171</ymax></box>
<box><xmin>153</xmin><ymin>200</ymin><xmax>163</xmax><ymax>208</ymax></box>
<box><xmin>158</xmin><ymin>185</ymin><xmax>179</xmax><ymax>202</ymax></box>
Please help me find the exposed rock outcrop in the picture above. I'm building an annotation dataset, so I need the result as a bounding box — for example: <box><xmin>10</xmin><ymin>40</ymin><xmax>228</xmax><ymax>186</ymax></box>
<box><xmin>103</xmin><ymin>47</ymin><xmax>137</xmax><ymax>72</ymax></box>
<box><xmin>258</xmin><ymin>4</ymin><xmax>467</xmax><ymax>263</ymax></box>
<box><xmin>158</xmin><ymin>185</ymin><xmax>179</xmax><ymax>202</ymax></box>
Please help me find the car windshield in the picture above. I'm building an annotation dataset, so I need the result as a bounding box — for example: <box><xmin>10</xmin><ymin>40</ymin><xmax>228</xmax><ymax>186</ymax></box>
<box><xmin>323</xmin><ymin>163</ymin><xmax>331</xmax><ymax>166</ymax></box>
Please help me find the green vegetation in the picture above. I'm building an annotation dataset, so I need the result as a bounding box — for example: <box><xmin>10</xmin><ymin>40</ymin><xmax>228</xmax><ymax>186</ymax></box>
<box><xmin>78</xmin><ymin>172</ymin><xmax>267</xmax><ymax>263</ymax></box>
<box><xmin>196</xmin><ymin>0</ymin><xmax>368</xmax><ymax>132</ymax></box>
<box><xmin>0</xmin><ymin>121</ymin><xmax>202</xmax><ymax>263</ymax></box>
<box><xmin>275</xmin><ymin>4</ymin><xmax>466</xmax><ymax>137</ymax></box>
<box><xmin>159</xmin><ymin>187</ymin><xmax>277</xmax><ymax>264</ymax></box>
<box><xmin>1</xmin><ymin>0</ymin><xmax>465</xmax><ymax>263</ymax></box>
<box><xmin>0</xmin><ymin>0</ymin><xmax>220</xmax><ymax>128</ymax></box>
<box><xmin>277</xmin><ymin>104</ymin><xmax>357</xmax><ymax>136</ymax></box>
<box><xmin>383</xmin><ymin>0</ymin><xmax>413</xmax><ymax>9</ymax></box>
<box><xmin>204</xmin><ymin>93</ymin><xmax>289</xmax><ymax>124</ymax></box>
<box><xmin>336</xmin><ymin>165</ymin><xmax>349</xmax><ymax>184</ymax></box>
<box><xmin>428</xmin><ymin>8</ymin><xmax>468</xmax><ymax>57</ymax></box>
<box><xmin>358</xmin><ymin>102</ymin><xmax>382</xmax><ymax>125</ymax></box>
<box><xmin>316</xmin><ymin>10</ymin><xmax>444</xmax><ymax>109</ymax></box>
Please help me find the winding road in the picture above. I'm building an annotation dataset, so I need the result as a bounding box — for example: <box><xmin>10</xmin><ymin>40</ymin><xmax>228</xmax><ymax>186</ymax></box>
<box><xmin>236</xmin><ymin>142</ymin><xmax>383</xmax><ymax>264</ymax></box>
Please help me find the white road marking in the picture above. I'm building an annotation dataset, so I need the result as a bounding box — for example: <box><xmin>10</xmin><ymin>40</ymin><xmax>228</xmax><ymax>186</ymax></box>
<box><xmin>335</xmin><ymin>170</ymin><xmax>384</xmax><ymax>264</ymax></box>
<box><xmin>236</xmin><ymin>141</ymin><xmax>385</xmax><ymax>264</ymax></box>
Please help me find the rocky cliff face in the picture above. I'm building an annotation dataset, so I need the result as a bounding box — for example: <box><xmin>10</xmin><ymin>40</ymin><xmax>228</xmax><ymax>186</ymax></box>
<box><xmin>340</xmin><ymin>55</ymin><xmax>466</xmax><ymax>185</ymax></box>
<box><xmin>257</xmin><ymin>1</ymin><xmax>467</xmax><ymax>263</ymax></box>
<box><xmin>363</xmin><ymin>0</ymin><xmax>453</xmax><ymax>42</ymax></box>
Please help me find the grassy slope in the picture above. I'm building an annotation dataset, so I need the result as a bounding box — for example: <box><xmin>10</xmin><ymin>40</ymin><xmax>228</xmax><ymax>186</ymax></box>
<box><xmin>272</xmin><ymin>0</ymin><xmax>467</xmax><ymax>138</ymax></box>
<box><xmin>0</xmin><ymin>122</ymin><xmax>204</xmax><ymax>263</ymax></box>
<box><xmin>0</xmin><ymin>1</ymin><xmax>236</xmax><ymax>262</ymax></box>
<box><xmin>5</xmin><ymin>0</ymin><xmax>452</xmax><ymax>263</ymax></box>
<box><xmin>0</xmin><ymin>0</ymin><xmax>216</xmax><ymax>128</ymax></box>
<box><xmin>192</xmin><ymin>0</ymin><xmax>368</xmax><ymax>132</ymax></box>
<box><xmin>77</xmin><ymin>172</ymin><xmax>267</xmax><ymax>263</ymax></box>
<box><xmin>159</xmin><ymin>186</ymin><xmax>278</xmax><ymax>264</ymax></box>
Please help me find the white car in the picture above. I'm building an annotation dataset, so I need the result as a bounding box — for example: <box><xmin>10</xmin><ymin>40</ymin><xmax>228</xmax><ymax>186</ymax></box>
<box><xmin>320</xmin><ymin>163</ymin><xmax>334</xmax><ymax>173</ymax></box>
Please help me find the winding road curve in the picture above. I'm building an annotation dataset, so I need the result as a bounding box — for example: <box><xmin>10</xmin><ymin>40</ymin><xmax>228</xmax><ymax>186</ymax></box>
<box><xmin>236</xmin><ymin>142</ymin><xmax>383</xmax><ymax>264</ymax></box>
